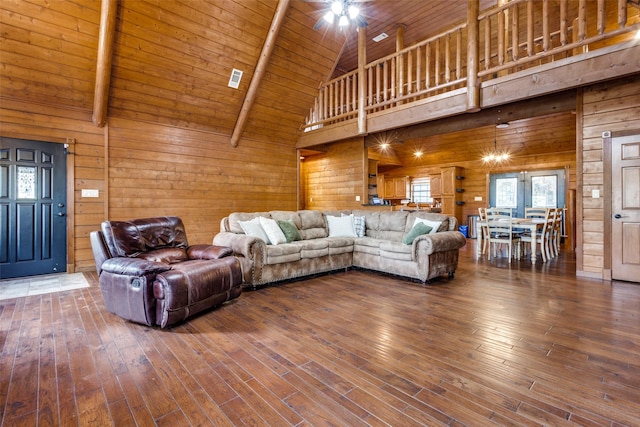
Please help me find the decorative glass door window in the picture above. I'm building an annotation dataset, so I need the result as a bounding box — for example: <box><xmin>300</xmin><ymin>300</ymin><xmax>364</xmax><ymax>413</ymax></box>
<box><xmin>531</xmin><ymin>175</ymin><xmax>557</xmax><ymax>207</ymax></box>
<box><xmin>495</xmin><ymin>177</ymin><xmax>518</xmax><ymax>208</ymax></box>
<box><xmin>17</xmin><ymin>166</ymin><xmax>36</xmax><ymax>199</ymax></box>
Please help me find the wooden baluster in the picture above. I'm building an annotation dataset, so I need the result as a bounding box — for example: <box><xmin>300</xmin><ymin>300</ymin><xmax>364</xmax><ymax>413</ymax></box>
<box><xmin>416</xmin><ymin>45</ymin><xmax>422</xmax><ymax>92</ymax></box>
<box><xmin>498</xmin><ymin>9</ymin><xmax>505</xmax><ymax>65</ymax></box>
<box><xmin>383</xmin><ymin>61</ymin><xmax>389</xmax><ymax>104</ymax></box>
<box><xmin>597</xmin><ymin>0</ymin><xmax>605</xmax><ymax>35</ymax></box>
<box><xmin>376</xmin><ymin>63</ymin><xmax>381</xmax><ymax>110</ymax></box>
<box><xmin>390</xmin><ymin>57</ymin><xmax>396</xmax><ymax>102</ymax></box>
<box><xmin>445</xmin><ymin>34</ymin><xmax>451</xmax><ymax>83</ymax></box>
<box><xmin>484</xmin><ymin>18</ymin><xmax>490</xmax><ymax>71</ymax></box>
<box><xmin>456</xmin><ymin>28</ymin><xmax>462</xmax><ymax>80</ymax></box>
<box><xmin>367</xmin><ymin>67</ymin><xmax>373</xmax><ymax>107</ymax></box>
<box><xmin>426</xmin><ymin>42</ymin><xmax>431</xmax><ymax>88</ymax></box>
<box><xmin>618</xmin><ymin>0</ymin><xmax>627</xmax><ymax>27</ymax></box>
<box><xmin>560</xmin><ymin>0</ymin><xmax>567</xmax><ymax>46</ymax></box>
<box><xmin>512</xmin><ymin>3</ymin><xmax>519</xmax><ymax>61</ymax></box>
<box><xmin>527</xmin><ymin>1</ymin><xmax>534</xmax><ymax>55</ymax></box>
<box><xmin>578</xmin><ymin>0</ymin><xmax>586</xmax><ymax>41</ymax></box>
<box><xmin>407</xmin><ymin>50</ymin><xmax>413</xmax><ymax>95</ymax></box>
<box><xmin>435</xmin><ymin>38</ymin><xmax>441</xmax><ymax>86</ymax></box>
<box><xmin>543</xmin><ymin>0</ymin><xmax>550</xmax><ymax>51</ymax></box>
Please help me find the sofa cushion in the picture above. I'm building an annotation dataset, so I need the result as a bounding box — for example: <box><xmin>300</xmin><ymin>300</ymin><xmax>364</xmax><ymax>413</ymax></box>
<box><xmin>407</xmin><ymin>212</ymin><xmax>451</xmax><ymax>232</ymax></box>
<box><xmin>277</xmin><ymin>219</ymin><xmax>302</xmax><ymax>243</ymax></box>
<box><xmin>294</xmin><ymin>239</ymin><xmax>329</xmax><ymax>258</ymax></box>
<box><xmin>380</xmin><ymin>241</ymin><xmax>413</xmax><ymax>261</ymax></box>
<box><xmin>367</xmin><ymin>211</ymin><xmax>408</xmax><ymax>242</ymax></box>
<box><xmin>298</xmin><ymin>210</ymin><xmax>328</xmax><ymax>240</ymax></box>
<box><xmin>326</xmin><ymin>236</ymin><xmax>354</xmax><ymax>255</ymax></box>
<box><xmin>353</xmin><ymin>237</ymin><xmax>384</xmax><ymax>255</ymax></box>
<box><xmin>229</xmin><ymin>212</ymin><xmax>271</xmax><ymax>234</ymax></box>
<box><xmin>270</xmin><ymin>211</ymin><xmax>302</xmax><ymax>229</ymax></box>
<box><xmin>326</xmin><ymin>215</ymin><xmax>357</xmax><ymax>237</ymax></box>
<box><xmin>411</xmin><ymin>217</ymin><xmax>441</xmax><ymax>235</ymax></box>
<box><xmin>259</xmin><ymin>217</ymin><xmax>287</xmax><ymax>245</ymax></box>
<box><xmin>136</xmin><ymin>247</ymin><xmax>188</xmax><ymax>264</ymax></box>
<box><xmin>238</xmin><ymin>217</ymin><xmax>270</xmax><ymax>243</ymax></box>
<box><xmin>402</xmin><ymin>222</ymin><xmax>433</xmax><ymax>244</ymax></box>
<box><xmin>264</xmin><ymin>244</ymin><xmax>301</xmax><ymax>264</ymax></box>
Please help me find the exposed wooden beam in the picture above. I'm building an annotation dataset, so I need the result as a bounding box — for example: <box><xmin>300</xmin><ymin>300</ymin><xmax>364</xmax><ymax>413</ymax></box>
<box><xmin>92</xmin><ymin>0</ymin><xmax>118</xmax><ymax>128</ymax></box>
<box><xmin>357</xmin><ymin>26</ymin><xmax>367</xmax><ymax>135</ymax></box>
<box><xmin>230</xmin><ymin>0</ymin><xmax>290</xmax><ymax>147</ymax></box>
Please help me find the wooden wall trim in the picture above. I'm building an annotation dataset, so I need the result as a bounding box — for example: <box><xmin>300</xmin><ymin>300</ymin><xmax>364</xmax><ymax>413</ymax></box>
<box><xmin>65</xmin><ymin>138</ymin><xmax>76</xmax><ymax>273</ymax></box>
<box><xmin>575</xmin><ymin>88</ymin><xmax>584</xmax><ymax>274</ymax></box>
<box><xmin>104</xmin><ymin>123</ymin><xmax>109</xmax><ymax>219</ymax></box>
<box><xmin>602</xmin><ymin>131</ymin><xmax>612</xmax><ymax>278</ymax></box>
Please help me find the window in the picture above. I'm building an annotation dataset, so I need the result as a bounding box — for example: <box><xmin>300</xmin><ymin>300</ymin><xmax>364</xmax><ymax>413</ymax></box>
<box><xmin>411</xmin><ymin>177</ymin><xmax>432</xmax><ymax>203</ymax></box>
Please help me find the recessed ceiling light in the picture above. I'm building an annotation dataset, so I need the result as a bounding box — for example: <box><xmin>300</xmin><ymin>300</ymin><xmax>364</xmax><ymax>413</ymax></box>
<box><xmin>373</xmin><ymin>33</ymin><xmax>388</xmax><ymax>42</ymax></box>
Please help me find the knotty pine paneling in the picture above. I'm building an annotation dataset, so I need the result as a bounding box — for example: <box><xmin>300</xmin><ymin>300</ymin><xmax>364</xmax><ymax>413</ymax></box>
<box><xmin>0</xmin><ymin>98</ymin><xmax>105</xmax><ymax>272</ymax></box>
<box><xmin>301</xmin><ymin>137</ymin><xmax>366</xmax><ymax>211</ymax></box>
<box><xmin>107</xmin><ymin>117</ymin><xmax>298</xmax><ymax>245</ymax></box>
<box><xmin>580</xmin><ymin>74</ymin><xmax>640</xmax><ymax>277</ymax></box>
<box><xmin>378</xmin><ymin>112</ymin><xmax>577</xmax><ymax>225</ymax></box>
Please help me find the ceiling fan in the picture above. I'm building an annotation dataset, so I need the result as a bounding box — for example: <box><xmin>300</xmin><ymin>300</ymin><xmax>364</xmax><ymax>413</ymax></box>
<box><xmin>311</xmin><ymin>0</ymin><xmax>369</xmax><ymax>30</ymax></box>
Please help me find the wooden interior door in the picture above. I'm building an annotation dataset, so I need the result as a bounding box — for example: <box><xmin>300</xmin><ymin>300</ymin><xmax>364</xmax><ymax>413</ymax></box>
<box><xmin>611</xmin><ymin>133</ymin><xmax>640</xmax><ymax>282</ymax></box>
<box><xmin>0</xmin><ymin>138</ymin><xmax>67</xmax><ymax>279</ymax></box>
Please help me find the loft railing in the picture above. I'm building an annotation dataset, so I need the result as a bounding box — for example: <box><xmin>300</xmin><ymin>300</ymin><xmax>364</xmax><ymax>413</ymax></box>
<box><xmin>302</xmin><ymin>0</ymin><xmax>639</xmax><ymax>133</ymax></box>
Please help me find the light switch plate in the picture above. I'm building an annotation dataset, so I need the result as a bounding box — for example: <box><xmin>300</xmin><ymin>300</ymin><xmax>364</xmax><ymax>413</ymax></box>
<box><xmin>82</xmin><ymin>189</ymin><xmax>99</xmax><ymax>198</ymax></box>
<box><xmin>592</xmin><ymin>189</ymin><xmax>600</xmax><ymax>199</ymax></box>
<box><xmin>355</xmin><ymin>195</ymin><xmax>361</xmax><ymax>202</ymax></box>
<box><xmin>474</xmin><ymin>196</ymin><xmax>483</xmax><ymax>201</ymax></box>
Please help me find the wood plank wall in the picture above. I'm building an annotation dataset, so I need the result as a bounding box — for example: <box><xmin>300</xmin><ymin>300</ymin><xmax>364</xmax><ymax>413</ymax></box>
<box><xmin>107</xmin><ymin>118</ymin><xmax>298</xmax><ymax>245</ymax></box>
<box><xmin>301</xmin><ymin>137</ymin><xmax>366</xmax><ymax>211</ymax></box>
<box><xmin>579</xmin><ymin>74</ymin><xmax>640</xmax><ymax>278</ymax></box>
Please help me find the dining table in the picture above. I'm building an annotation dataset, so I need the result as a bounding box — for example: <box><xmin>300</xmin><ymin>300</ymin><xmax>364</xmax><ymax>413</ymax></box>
<box><xmin>475</xmin><ymin>217</ymin><xmax>547</xmax><ymax>264</ymax></box>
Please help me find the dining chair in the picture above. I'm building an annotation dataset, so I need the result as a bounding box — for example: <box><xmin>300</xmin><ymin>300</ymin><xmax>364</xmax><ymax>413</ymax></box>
<box><xmin>485</xmin><ymin>207</ymin><xmax>521</xmax><ymax>262</ymax></box>
<box><xmin>524</xmin><ymin>207</ymin><xmax>547</xmax><ymax>219</ymax></box>
<box><xmin>478</xmin><ymin>207</ymin><xmax>490</xmax><ymax>254</ymax></box>
<box><xmin>550</xmin><ymin>208</ymin><xmax>563</xmax><ymax>258</ymax></box>
<box><xmin>520</xmin><ymin>208</ymin><xmax>554</xmax><ymax>262</ymax></box>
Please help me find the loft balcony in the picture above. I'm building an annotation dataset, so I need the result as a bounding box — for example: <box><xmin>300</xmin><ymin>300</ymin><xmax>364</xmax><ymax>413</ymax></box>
<box><xmin>297</xmin><ymin>0</ymin><xmax>640</xmax><ymax>149</ymax></box>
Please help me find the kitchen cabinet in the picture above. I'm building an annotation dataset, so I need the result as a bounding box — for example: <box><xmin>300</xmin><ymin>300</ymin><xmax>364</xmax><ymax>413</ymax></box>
<box><xmin>380</xmin><ymin>175</ymin><xmax>408</xmax><ymax>199</ymax></box>
<box><xmin>430</xmin><ymin>174</ymin><xmax>442</xmax><ymax>197</ymax></box>
<box><xmin>440</xmin><ymin>166</ymin><xmax>464</xmax><ymax>225</ymax></box>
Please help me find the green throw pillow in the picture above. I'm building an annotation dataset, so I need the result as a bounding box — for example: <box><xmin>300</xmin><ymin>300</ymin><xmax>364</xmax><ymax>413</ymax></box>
<box><xmin>402</xmin><ymin>222</ymin><xmax>433</xmax><ymax>244</ymax></box>
<box><xmin>277</xmin><ymin>219</ymin><xmax>302</xmax><ymax>243</ymax></box>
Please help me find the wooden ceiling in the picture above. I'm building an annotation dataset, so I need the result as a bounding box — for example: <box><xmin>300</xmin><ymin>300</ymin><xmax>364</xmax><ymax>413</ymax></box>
<box><xmin>0</xmin><ymin>0</ymin><xmax>502</xmax><ymax>146</ymax></box>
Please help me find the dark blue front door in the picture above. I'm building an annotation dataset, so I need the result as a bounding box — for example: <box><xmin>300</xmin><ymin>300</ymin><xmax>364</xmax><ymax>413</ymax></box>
<box><xmin>0</xmin><ymin>138</ymin><xmax>67</xmax><ymax>279</ymax></box>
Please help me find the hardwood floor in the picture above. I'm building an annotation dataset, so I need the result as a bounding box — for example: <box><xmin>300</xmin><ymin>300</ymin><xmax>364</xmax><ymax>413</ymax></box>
<box><xmin>1</xmin><ymin>243</ymin><xmax>639</xmax><ymax>426</ymax></box>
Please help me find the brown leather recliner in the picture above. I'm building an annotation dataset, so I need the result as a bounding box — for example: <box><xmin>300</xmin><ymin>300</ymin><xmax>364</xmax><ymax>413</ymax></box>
<box><xmin>90</xmin><ymin>216</ymin><xmax>242</xmax><ymax>328</ymax></box>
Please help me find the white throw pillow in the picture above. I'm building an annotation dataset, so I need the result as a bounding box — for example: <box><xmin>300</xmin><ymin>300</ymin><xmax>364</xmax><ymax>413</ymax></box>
<box><xmin>259</xmin><ymin>216</ymin><xmax>287</xmax><ymax>245</ymax></box>
<box><xmin>326</xmin><ymin>215</ymin><xmax>357</xmax><ymax>237</ymax></box>
<box><xmin>414</xmin><ymin>217</ymin><xmax>441</xmax><ymax>234</ymax></box>
<box><xmin>238</xmin><ymin>217</ymin><xmax>269</xmax><ymax>243</ymax></box>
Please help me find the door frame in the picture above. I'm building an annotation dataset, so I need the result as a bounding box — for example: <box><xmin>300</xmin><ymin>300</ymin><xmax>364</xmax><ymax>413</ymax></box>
<box><xmin>1</xmin><ymin>134</ymin><xmax>75</xmax><ymax>274</ymax></box>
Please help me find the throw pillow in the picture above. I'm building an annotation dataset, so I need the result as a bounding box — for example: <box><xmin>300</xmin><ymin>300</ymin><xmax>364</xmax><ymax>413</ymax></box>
<box><xmin>238</xmin><ymin>217</ymin><xmax>270</xmax><ymax>243</ymax></box>
<box><xmin>326</xmin><ymin>215</ymin><xmax>357</xmax><ymax>237</ymax></box>
<box><xmin>414</xmin><ymin>217</ymin><xmax>441</xmax><ymax>234</ymax></box>
<box><xmin>277</xmin><ymin>219</ymin><xmax>302</xmax><ymax>243</ymax></box>
<box><xmin>402</xmin><ymin>222</ymin><xmax>433</xmax><ymax>244</ymax></box>
<box><xmin>343</xmin><ymin>213</ymin><xmax>365</xmax><ymax>237</ymax></box>
<box><xmin>258</xmin><ymin>216</ymin><xmax>287</xmax><ymax>245</ymax></box>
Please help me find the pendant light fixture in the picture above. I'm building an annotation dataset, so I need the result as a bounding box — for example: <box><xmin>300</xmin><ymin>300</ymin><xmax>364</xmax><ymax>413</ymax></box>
<box><xmin>315</xmin><ymin>0</ymin><xmax>368</xmax><ymax>30</ymax></box>
<box><xmin>482</xmin><ymin>123</ymin><xmax>510</xmax><ymax>163</ymax></box>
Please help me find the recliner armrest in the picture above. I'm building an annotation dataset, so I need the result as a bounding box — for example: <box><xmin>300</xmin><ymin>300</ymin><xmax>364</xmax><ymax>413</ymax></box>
<box><xmin>100</xmin><ymin>257</ymin><xmax>171</xmax><ymax>277</ymax></box>
<box><xmin>414</xmin><ymin>230</ymin><xmax>467</xmax><ymax>254</ymax></box>
<box><xmin>187</xmin><ymin>244</ymin><xmax>233</xmax><ymax>260</ymax></box>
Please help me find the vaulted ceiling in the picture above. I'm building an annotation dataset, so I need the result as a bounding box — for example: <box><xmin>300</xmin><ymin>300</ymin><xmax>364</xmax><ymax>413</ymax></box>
<box><xmin>1</xmin><ymin>0</ymin><xmax>498</xmax><ymax>145</ymax></box>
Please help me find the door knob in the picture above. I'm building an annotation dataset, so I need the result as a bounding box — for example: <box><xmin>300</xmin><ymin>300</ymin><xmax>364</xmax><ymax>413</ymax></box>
<box><xmin>57</xmin><ymin>212</ymin><xmax>65</xmax><ymax>217</ymax></box>
<box><xmin>614</xmin><ymin>214</ymin><xmax>622</xmax><ymax>219</ymax></box>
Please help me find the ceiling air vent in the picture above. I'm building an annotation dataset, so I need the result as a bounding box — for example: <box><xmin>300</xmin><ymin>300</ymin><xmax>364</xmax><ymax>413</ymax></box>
<box><xmin>373</xmin><ymin>32</ymin><xmax>388</xmax><ymax>42</ymax></box>
<box><xmin>228</xmin><ymin>68</ymin><xmax>243</xmax><ymax>89</ymax></box>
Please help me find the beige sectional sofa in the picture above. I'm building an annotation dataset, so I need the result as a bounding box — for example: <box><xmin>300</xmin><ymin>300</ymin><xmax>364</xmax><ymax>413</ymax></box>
<box><xmin>212</xmin><ymin>209</ymin><xmax>467</xmax><ymax>288</ymax></box>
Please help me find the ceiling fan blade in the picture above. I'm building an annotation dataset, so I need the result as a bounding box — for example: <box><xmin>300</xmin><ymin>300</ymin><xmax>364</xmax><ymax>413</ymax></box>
<box><xmin>355</xmin><ymin>15</ymin><xmax>368</xmax><ymax>28</ymax></box>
